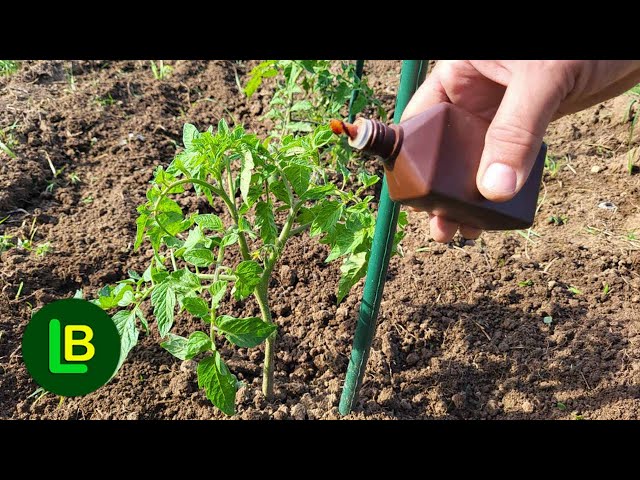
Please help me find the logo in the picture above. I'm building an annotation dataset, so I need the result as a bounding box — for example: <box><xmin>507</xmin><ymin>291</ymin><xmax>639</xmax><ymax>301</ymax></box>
<box><xmin>22</xmin><ymin>298</ymin><xmax>121</xmax><ymax>396</ymax></box>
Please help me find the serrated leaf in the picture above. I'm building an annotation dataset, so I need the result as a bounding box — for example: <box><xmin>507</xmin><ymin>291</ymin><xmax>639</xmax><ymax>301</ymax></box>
<box><xmin>233</xmin><ymin>261</ymin><xmax>263</xmax><ymax>300</ymax></box>
<box><xmin>169</xmin><ymin>268</ymin><xmax>201</xmax><ymax>293</ymax></box>
<box><xmin>290</xmin><ymin>100</ymin><xmax>313</xmax><ymax>112</ymax></box>
<box><xmin>183</xmin><ymin>123</ymin><xmax>199</xmax><ymax>149</ymax></box>
<box><xmin>269</xmin><ymin>180</ymin><xmax>290</xmax><ymax>205</ymax></box>
<box><xmin>209</xmin><ymin>280</ymin><xmax>228</xmax><ymax>309</ymax></box>
<box><xmin>311</xmin><ymin>201</ymin><xmax>343</xmax><ymax>237</ymax></box>
<box><xmin>112</xmin><ymin>309</ymin><xmax>139</xmax><ymax>373</ymax></box>
<box><xmin>161</xmin><ymin>333</ymin><xmax>188</xmax><ymax>360</ymax></box>
<box><xmin>283</xmin><ymin>163</ymin><xmax>311</xmax><ymax>197</ymax></box>
<box><xmin>183</xmin><ymin>296</ymin><xmax>209</xmax><ymax>319</ymax></box>
<box><xmin>186</xmin><ymin>331</ymin><xmax>212</xmax><ymax>359</ymax></box>
<box><xmin>194</xmin><ymin>214</ymin><xmax>224</xmax><ymax>232</ymax></box>
<box><xmin>337</xmin><ymin>251</ymin><xmax>368</xmax><ymax>303</ymax></box>
<box><xmin>197</xmin><ymin>352</ymin><xmax>237</xmax><ymax>416</ymax></box>
<box><xmin>152</xmin><ymin>281</ymin><xmax>176</xmax><ymax>337</ymax></box>
<box><xmin>215</xmin><ymin>315</ymin><xmax>277</xmax><ymax>348</ymax></box>
<box><xmin>221</xmin><ymin>231</ymin><xmax>239</xmax><ymax>247</ymax></box>
<box><xmin>288</xmin><ymin>122</ymin><xmax>313</xmax><ymax>133</ymax></box>
<box><xmin>255</xmin><ymin>201</ymin><xmax>277</xmax><ymax>244</ymax></box>
<box><xmin>134</xmin><ymin>213</ymin><xmax>149</xmax><ymax>250</ymax></box>
<box><xmin>183</xmin><ymin>247</ymin><xmax>214</xmax><ymax>267</ymax></box>
<box><xmin>240</xmin><ymin>149</ymin><xmax>254</xmax><ymax>204</ymax></box>
<box><xmin>300</xmin><ymin>184</ymin><xmax>336</xmax><ymax>201</ymax></box>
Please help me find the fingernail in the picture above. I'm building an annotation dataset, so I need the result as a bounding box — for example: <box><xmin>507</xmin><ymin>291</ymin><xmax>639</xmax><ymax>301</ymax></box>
<box><xmin>481</xmin><ymin>163</ymin><xmax>517</xmax><ymax>196</ymax></box>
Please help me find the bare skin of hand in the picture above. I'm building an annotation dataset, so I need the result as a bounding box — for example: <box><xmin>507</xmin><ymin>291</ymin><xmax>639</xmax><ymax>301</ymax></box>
<box><xmin>402</xmin><ymin>60</ymin><xmax>640</xmax><ymax>243</ymax></box>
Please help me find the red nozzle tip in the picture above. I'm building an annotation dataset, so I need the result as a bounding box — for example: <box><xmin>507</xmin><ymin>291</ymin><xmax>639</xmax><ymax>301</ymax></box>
<box><xmin>330</xmin><ymin>119</ymin><xmax>358</xmax><ymax>139</ymax></box>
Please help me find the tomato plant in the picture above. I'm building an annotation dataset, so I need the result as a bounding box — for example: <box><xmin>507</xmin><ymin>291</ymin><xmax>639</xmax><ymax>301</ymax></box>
<box><xmin>90</xmin><ymin>61</ymin><xmax>406</xmax><ymax>415</ymax></box>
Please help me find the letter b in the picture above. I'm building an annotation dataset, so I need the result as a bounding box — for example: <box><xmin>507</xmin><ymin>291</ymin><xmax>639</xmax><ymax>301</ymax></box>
<box><xmin>65</xmin><ymin>325</ymin><xmax>95</xmax><ymax>362</ymax></box>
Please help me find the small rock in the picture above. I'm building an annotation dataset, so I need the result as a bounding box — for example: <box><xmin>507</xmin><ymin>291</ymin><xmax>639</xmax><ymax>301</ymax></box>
<box><xmin>180</xmin><ymin>360</ymin><xmax>197</xmax><ymax>373</ymax></box>
<box><xmin>291</xmin><ymin>403</ymin><xmax>307</xmax><ymax>420</ymax></box>
<box><xmin>159</xmin><ymin>365</ymin><xmax>170</xmax><ymax>373</ymax></box>
<box><xmin>273</xmin><ymin>405</ymin><xmax>288</xmax><ymax>420</ymax></box>
<box><xmin>126</xmin><ymin>412</ymin><xmax>140</xmax><ymax>420</ymax></box>
<box><xmin>486</xmin><ymin>399</ymin><xmax>499</xmax><ymax>414</ymax></box>
<box><xmin>311</xmin><ymin>310</ymin><xmax>332</xmax><ymax>322</ymax></box>
<box><xmin>590</xmin><ymin>165</ymin><xmax>603</xmax><ymax>173</ymax></box>
<box><xmin>279</xmin><ymin>265</ymin><xmax>297</xmax><ymax>287</ymax></box>
<box><xmin>377</xmin><ymin>387</ymin><xmax>394</xmax><ymax>403</ymax></box>
<box><xmin>631</xmin><ymin>295</ymin><xmax>640</xmax><ymax>303</ymax></box>
<box><xmin>451</xmin><ymin>392</ymin><xmax>466</xmax><ymax>409</ymax></box>
<box><xmin>547</xmin><ymin>280</ymin><xmax>557</xmax><ymax>290</ymax></box>
<box><xmin>522</xmin><ymin>400</ymin><xmax>534</xmax><ymax>413</ymax></box>
<box><xmin>406</xmin><ymin>353</ymin><xmax>419</xmax><ymax>366</ymax></box>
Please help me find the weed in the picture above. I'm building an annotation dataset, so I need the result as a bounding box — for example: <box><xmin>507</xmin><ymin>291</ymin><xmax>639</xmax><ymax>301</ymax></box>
<box><xmin>96</xmin><ymin>94</ymin><xmax>116</xmax><ymax>107</ymax></box>
<box><xmin>15</xmin><ymin>281</ymin><xmax>24</xmax><ymax>300</ymax></box>
<box><xmin>0</xmin><ymin>60</ymin><xmax>19</xmax><ymax>76</ymax></box>
<box><xmin>548</xmin><ymin>214</ymin><xmax>568</xmax><ymax>226</ymax></box>
<box><xmin>82</xmin><ymin>196</ymin><xmax>94</xmax><ymax>204</ymax></box>
<box><xmin>556</xmin><ymin>402</ymin><xmax>567</xmax><ymax>411</ymax></box>
<box><xmin>518</xmin><ymin>279</ymin><xmax>533</xmax><ymax>287</ymax></box>
<box><xmin>543</xmin><ymin>316</ymin><xmax>553</xmax><ymax>325</ymax></box>
<box><xmin>602</xmin><ymin>283</ymin><xmax>612</xmax><ymax>297</ymax></box>
<box><xmin>68</xmin><ymin>172</ymin><xmax>81</xmax><ymax>185</ymax></box>
<box><xmin>568</xmin><ymin>286</ymin><xmax>582</xmax><ymax>296</ymax></box>
<box><xmin>0</xmin><ymin>121</ymin><xmax>19</xmax><ymax>158</ymax></box>
<box><xmin>150</xmin><ymin>61</ymin><xmax>173</xmax><ymax>80</ymax></box>
<box><xmin>36</xmin><ymin>242</ymin><xmax>53</xmax><ymax>256</ymax></box>
<box><xmin>544</xmin><ymin>153</ymin><xmax>562</xmax><ymax>176</ymax></box>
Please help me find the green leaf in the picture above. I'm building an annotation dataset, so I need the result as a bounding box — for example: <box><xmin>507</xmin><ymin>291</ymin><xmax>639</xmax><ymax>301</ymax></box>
<box><xmin>269</xmin><ymin>180</ymin><xmax>291</xmax><ymax>206</ymax></box>
<box><xmin>255</xmin><ymin>201</ymin><xmax>277</xmax><ymax>244</ymax></box>
<box><xmin>240</xmin><ymin>149</ymin><xmax>254</xmax><ymax>204</ymax></box>
<box><xmin>98</xmin><ymin>283</ymin><xmax>134</xmax><ymax>310</ymax></box>
<box><xmin>215</xmin><ymin>315</ymin><xmax>277</xmax><ymax>348</ymax></box>
<box><xmin>112</xmin><ymin>309</ymin><xmax>139</xmax><ymax>373</ymax></box>
<box><xmin>151</xmin><ymin>281</ymin><xmax>176</xmax><ymax>337</ymax></box>
<box><xmin>209</xmin><ymin>280</ymin><xmax>228</xmax><ymax>309</ymax></box>
<box><xmin>183</xmin><ymin>247</ymin><xmax>214</xmax><ymax>267</ymax></box>
<box><xmin>288</xmin><ymin>122</ymin><xmax>313</xmax><ymax>133</ymax></box>
<box><xmin>73</xmin><ymin>289</ymin><xmax>83</xmax><ymax>299</ymax></box>
<box><xmin>290</xmin><ymin>100</ymin><xmax>313</xmax><ymax>112</ymax></box>
<box><xmin>134</xmin><ymin>213</ymin><xmax>149</xmax><ymax>250</ymax></box>
<box><xmin>194</xmin><ymin>214</ymin><xmax>224</xmax><ymax>232</ymax></box>
<box><xmin>220</xmin><ymin>231</ymin><xmax>239</xmax><ymax>247</ymax></box>
<box><xmin>300</xmin><ymin>184</ymin><xmax>336</xmax><ymax>201</ymax></box>
<box><xmin>197</xmin><ymin>352</ymin><xmax>238</xmax><ymax>416</ymax></box>
<box><xmin>186</xmin><ymin>331</ymin><xmax>212</xmax><ymax>359</ymax></box>
<box><xmin>283</xmin><ymin>163</ymin><xmax>311</xmax><ymax>197</ymax></box>
<box><xmin>161</xmin><ymin>333</ymin><xmax>188</xmax><ymax>361</ymax></box>
<box><xmin>311</xmin><ymin>201</ymin><xmax>343</xmax><ymax>237</ymax></box>
<box><xmin>183</xmin><ymin>297</ymin><xmax>209</xmax><ymax>319</ymax></box>
<box><xmin>233</xmin><ymin>261</ymin><xmax>263</xmax><ymax>300</ymax></box>
<box><xmin>337</xmin><ymin>251</ymin><xmax>368</xmax><ymax>303</ymax></box>
<box><xmin>170</xmin><ymin>268</ymin><xmax>201</xmax><ymax>293</ymax></box>
<box><xmin>183</xmin><ymin>123</ymin><xmax>199</xmax><ymax>149</ymax></box>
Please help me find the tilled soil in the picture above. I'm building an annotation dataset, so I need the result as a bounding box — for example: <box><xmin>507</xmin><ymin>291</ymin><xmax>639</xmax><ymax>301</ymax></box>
<box><xmin>1</xmin><ymin>60</ymin><xmax>639</xmax><ymax>420</ymax></box>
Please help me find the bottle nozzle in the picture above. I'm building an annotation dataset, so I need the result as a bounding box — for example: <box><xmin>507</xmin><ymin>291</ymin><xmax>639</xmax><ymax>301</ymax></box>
<box><xmin>330</xmin><ymin>119</ymin><xmax>359</xmax><ymax>140</ymax></box>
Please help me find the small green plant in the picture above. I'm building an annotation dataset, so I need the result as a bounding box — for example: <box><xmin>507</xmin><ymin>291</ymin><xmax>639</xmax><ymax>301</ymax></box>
<box><xmin>0</xmin><ymin>121</ymin><xmax>19</xmax><ymax>159</ymax></box>
<box><xmin>568</xmin><ymin>285</ymin><xmax>582</xmax><ymax>296</ymax></box>
<box><xmin>548</xmin><ymin>214</ymin><xmax>568</xmax><ymax>226</ymax></box>
<box><xmin>95</xmin><ymin>94</ymin><xmax>116</xmax><ymax>107</ymax></box>
<box><xmin>15</xmin><ymin>281</ymin><xmax>24</xmax><ymax>300</ymax></box>
<box><xmin>518</xmin><ymin>279</ymin><xmax>533</xmax><ymax>287</ymax></box>
<box><xmin>627</xmin><ymin>230</ymin><xmax>637</xmax><ymax>241</ymax></box>
<box><xmin>65</xmin><ymin>62</ymin><xmax>76</xmax><ymax>92</ymax></box>
<box><xmin>602</xmin><ymin>283</ymin><xmax>612</xmax><ymax>297</ymax></box>
<box><xmin>150</xmin><ymin>61</ymin><xmax>173</xmax><ymax>80</ymax></box>
<box><xmin>0</xmin><ymin>60</ymin><xmax>19</xmax><ymax>76</ymax></box>
<box><xmin>82</xmin><ymin>195</ymin><xmax>94</xmax><ymax>204</ymax></box>
<box><xmin>68</xmin><ymin>172</ymin><xmax>81</xmax><ymax>185</ymax></box>
<box><xmin>15</xmin><ymin>217</ymin><xmax>38</xmax><ymax>252</ymax></box>
<box><xmin>543</xmin><ymin>316</ymin><xmax>553</xmax><ymax>325</ymax></box>
<box><xmin>544</xmin><ymin>153</ymin><xmax>562</xmax><ymax>176</ymax></box>
<box><xmin>556</xmin><ymin>402</ymin><xmax>567</xmax><ymax>411</ymax></box>
<box><xmin>35</xmin><ymin>242</ymin><xmax>53</xmax><ymax>256</ymax></box>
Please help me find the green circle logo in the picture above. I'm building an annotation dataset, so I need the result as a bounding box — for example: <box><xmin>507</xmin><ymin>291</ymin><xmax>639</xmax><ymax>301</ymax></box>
<box><xmin>22</xmin><ymin>299</ymin><xmax>121</xmax><ymax>396</ymax></box>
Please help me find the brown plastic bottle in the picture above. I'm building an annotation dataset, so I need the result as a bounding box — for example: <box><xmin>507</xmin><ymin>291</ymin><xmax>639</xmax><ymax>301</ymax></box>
<box><xmin>347</xmin><ymin>103</ymin><xmax>547</xmax><ymax>230</ymax></box>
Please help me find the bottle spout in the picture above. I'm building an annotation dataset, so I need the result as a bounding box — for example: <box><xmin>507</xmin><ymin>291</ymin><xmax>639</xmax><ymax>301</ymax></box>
<box><xmin>330</xmin><ymin>119</ymin><xmax>359</xmax><ymax>140</ymax></box>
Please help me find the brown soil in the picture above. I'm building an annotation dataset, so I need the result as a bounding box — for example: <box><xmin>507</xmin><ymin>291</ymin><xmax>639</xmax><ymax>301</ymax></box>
<box><xmin>1</xmin><ymin>61</ymin><xmax>639</xmax><ymax>420</ymax></box>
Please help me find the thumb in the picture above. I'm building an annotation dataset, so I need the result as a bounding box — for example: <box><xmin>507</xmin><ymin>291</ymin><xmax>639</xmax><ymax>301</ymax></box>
<box><xmin>477</xmin><ymin>71</ymin><xmax>561</xmax><ymax>202</ymax></box>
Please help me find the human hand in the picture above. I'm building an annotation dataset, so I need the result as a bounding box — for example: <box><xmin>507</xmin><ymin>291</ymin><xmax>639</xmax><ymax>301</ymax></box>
<box><xmin>402</xmin><ymin>60</ymin><xmax>640</xmax><ymax>243</ymax></box>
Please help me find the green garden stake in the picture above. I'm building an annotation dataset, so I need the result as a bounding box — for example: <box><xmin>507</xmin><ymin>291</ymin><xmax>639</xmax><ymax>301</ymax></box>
<box><xmin>339</xmin><ymin>60</ymin><xmax>429</xmax><ymax>416</ymax></box>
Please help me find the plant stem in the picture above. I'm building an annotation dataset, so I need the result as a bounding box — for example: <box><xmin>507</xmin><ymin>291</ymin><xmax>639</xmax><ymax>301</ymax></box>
<box><xmin>254</xmin><ymin>205</ymin><xmax>299</xmax><ymax>399</ymax></box>
<box><xmin>254</xmin><ymin>285</ymin><xmax>275</xmax><ymax>399</ymax></box>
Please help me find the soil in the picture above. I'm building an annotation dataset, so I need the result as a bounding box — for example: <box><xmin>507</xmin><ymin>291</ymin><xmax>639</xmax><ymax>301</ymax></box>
<box><xmin>1</xmin><ymin>61</ymin><xmax>639</xmax><ymax>420</ymax></box>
